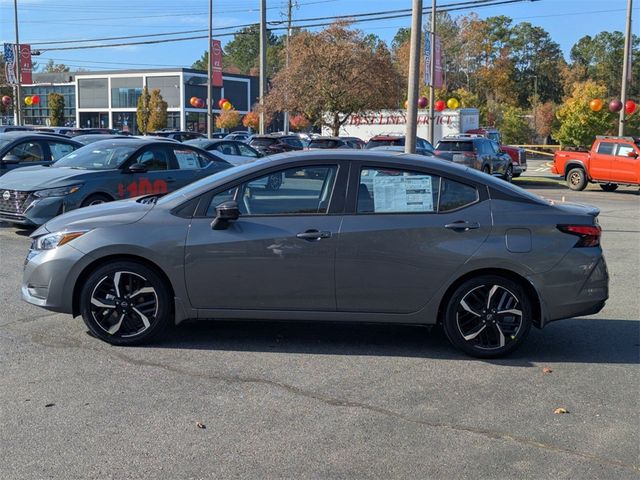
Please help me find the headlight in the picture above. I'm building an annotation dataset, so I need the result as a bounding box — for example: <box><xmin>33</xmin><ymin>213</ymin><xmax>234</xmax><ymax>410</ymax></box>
<box><xmin>33</xmin><ymin>184</ymin><xmax>83</xmax><ymax>198</ymax></box>
<box><xmin>32</xmin><ymin>230</ymin><xmax>90</xmax><ymax>250</ymax></box>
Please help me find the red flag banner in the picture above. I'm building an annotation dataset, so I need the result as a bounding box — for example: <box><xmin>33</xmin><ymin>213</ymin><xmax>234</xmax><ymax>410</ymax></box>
<box><xmin>433</xmin><ymin>35</ymin><xmax>443</xmax><ymax>89</ymax></box>
<box><xmin>19</xmin><ymin>44</ymin><xmax>32</xmax><ymax>84</ymax></box>
<box><xmin>211</xmin><ymin>39</ymin><xmax>223</xmax><ymax>88</ymax></box>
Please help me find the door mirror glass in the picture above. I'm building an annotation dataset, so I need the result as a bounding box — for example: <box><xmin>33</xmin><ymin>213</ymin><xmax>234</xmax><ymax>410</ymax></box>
<box><xmin>1</xmin><ymin>154</ymin><xmax>21</xmax><ymax>164</ymax></box>
<box><xmin>127</xmin><ymin>162</ymin><xmax>147</xmax><ymax>173</ymax></box>
<box><xmin>211</xmin><ymin>200</ymin><xmax>240</xmax><ymax>230</ymax></box>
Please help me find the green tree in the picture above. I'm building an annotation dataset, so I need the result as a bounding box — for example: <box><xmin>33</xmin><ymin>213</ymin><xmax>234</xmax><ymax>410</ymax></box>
<box><xmin>48</xmin><ymin>92</ymin><xmax>65</xmax><ymax>126</ymax></box>
<box><xmin>554</xmin><ymin>81</ymin><xmax>614</xmax><ymax>147</ymax></box>
<box><xmin>497</xmin><ymin>105</ymin><xmax>533</xmax><ymax>144</ymax></box>
<box><xmin>136</xmin><ymin>86</ymin><xmax>151</xmax><ymax>135</ymax></box>
<box><xmin>148</xmin><ymin>89</ymin><xmax>168</xmax><ymax>132</ymax></box>
<box><xmin>42</xmin><ymin>59</ymin><xmax>70</xmax><ymax>73</ymax></box>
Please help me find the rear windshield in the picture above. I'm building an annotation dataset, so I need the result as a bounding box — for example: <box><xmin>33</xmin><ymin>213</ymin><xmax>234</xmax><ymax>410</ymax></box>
<box><xmin>309</xmin><ymin>139</ymin><xmax>340</xmax><ymax>149</ymax></box>
<box><xmin>249</xmin><ymin>138</ymin><xmax>277</xmax><ymax>147</ymax></box>
<box><xmin>366</xmin><ymin>138</ymin><xmax>403</xmax><ymax>148</ymax></box>
<box><xmin>436</xmin><ymin>141</ymin><xmax>474</xmax><ymax>152</ymax></box>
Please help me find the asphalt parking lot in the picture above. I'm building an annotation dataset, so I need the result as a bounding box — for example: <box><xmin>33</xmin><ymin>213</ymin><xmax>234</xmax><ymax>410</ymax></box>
<box><xmin>1</xmin><ymin>178</ymin><xmax>638</xmax><ymax>479</ymax></box>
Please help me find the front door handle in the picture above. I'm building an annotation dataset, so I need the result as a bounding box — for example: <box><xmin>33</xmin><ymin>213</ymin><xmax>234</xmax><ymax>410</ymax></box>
<box><xmin>444</xmin><ymin>221</ymin><xmax>480</xmax><ymax>231</ymax></box>
<box><xmin>166</xmin><ymin>177</ymin><xmax>176</xmax><ymax>183</ymax></box>
<box><xmin>296</xmin><ymin>229</ymin><xmax>332</xmax><ymax>240</ymax></box>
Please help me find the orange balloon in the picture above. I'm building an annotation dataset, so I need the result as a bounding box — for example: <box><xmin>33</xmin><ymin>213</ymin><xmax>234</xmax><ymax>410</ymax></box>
<box><xmin>589</xmin><ymin>99</ymin><xmax>603</xmax><ymax>112</ymax></box>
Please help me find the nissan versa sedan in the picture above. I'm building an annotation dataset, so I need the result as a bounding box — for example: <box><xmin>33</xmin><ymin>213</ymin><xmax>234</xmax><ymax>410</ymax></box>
<box><xmin>22</xmin><ymin>151</ymin><xmax>608</xmax><ymax>357</ymax></box>
<box><xmin>0</xmin><ymin>139</ymin><xmax>230</xmax><ymax>226</ymax></box>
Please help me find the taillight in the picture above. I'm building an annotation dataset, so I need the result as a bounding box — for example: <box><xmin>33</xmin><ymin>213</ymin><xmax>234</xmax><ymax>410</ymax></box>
<box><xmin>557</xmin><ymin>225</ymin><xmax>601</xmax><ymax>247</ymax></box>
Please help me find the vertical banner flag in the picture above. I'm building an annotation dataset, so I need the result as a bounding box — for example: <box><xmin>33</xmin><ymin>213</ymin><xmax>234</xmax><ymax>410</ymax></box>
<box><xmin>4</xmin><ymin>43</ymin><xmax>17</xmax><ymax>85</ymax></box>
<box><xmin>19</xmin><ymin>44</ymin><xmax>33</xmax><ymax>84</ymax></box>
<box><xmin>424</xmin><ymin>34</ymin><xmax>443</xmax><ymax>88</ymax></box>
<box><xmin>211</xmin><ymin>39</ymin><xmax>223</xmax><ymax>88</ymax></box>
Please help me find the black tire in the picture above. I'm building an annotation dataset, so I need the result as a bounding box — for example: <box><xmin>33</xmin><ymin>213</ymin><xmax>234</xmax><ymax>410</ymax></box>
<box><xmin>265</xmin><ymin>173</ymin><xmax>283</xmax><ymax>191</ymax></box>
<box><xmin>442</xmin><ymin>275</ymin><xmax>532</xmax><ymax>358</ymax></box>
<box><xmin>600</xmin><ymin>183</ymin><xmax>618</xmax><ymax>192</ymax></box>
<box><xmin>566</xmin><ymin>168</ymin><xmax>588</xmax><ymax>191</ymax></box>
<box><xmin>482</xmin><ymin>165</ymin><xmax>491</xmax><ymax>175</ymax></box>
<box><xmin>513</xmin><ymin>172</ymin><xmax>521</xmax><ymax>178</ymax></box>
<box><xmin>502</xmin><ymin>165</ymin><xmax>513</xmax><ymax>183</ymax></box>
<box><xmin>80</xmin><ymin>193</ymin><xmax>112</xmax><ymax>208</ymax></box>
<box><xmin>79</xmin><ymin>261</ymin><xmax>173</xmax><ymax>346</ymax></box>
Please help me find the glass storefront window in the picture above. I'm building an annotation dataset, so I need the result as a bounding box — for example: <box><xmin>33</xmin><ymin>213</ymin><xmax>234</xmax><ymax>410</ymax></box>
<box><xmin>147</xmin><ymin>76</ymin><xmax>180</xmax><ymax>108</ymax></box>
<box><xmin>111</xmin><ymin>77</ymin><xmax>143</xmax><ymax>108</ymax></box>
<box><xmin>78</xmin><ymin>78</ymin><xmax>108</xmax><ymax>108</ymax></box>
<box><xmin>185</xmin><ymin>111</ymin><xmax>206</xmax><ymax>133</ymax></box>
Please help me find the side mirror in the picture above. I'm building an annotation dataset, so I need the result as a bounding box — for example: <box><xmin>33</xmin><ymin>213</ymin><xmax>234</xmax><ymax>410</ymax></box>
<box><xmin>627</xmin><ymin>151</ymin><xmax>639</xmax><ymax>158</ymax></box>
<box><xmin>127</xmin><ymin>162</ymin><xmax>147</xmax><ymax>173</ymax></box>
<box><xmin>1</xmin><ymin>154</ymin><xmax>21</xmax><ymax>164</ymax></box>
<box><xmin>211</xmin><ymin>200</ymin><xmax>240</xmax><ymax>230</ymax></box>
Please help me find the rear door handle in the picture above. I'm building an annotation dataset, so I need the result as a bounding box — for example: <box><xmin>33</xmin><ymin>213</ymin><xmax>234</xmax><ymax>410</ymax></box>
<box><xmin>296</xmin><ymin>229</ymin><xmax>332</xmax><ymax>240</ymax></box>
<box><xmin>444</xmin><ymin>221</ymin><xmax>480</xmax><ymax>231</ymax></box>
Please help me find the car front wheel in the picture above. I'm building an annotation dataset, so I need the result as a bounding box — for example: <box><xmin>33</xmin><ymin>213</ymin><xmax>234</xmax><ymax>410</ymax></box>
<box><xmin>79</xmin><ymin>261</ymin><xmax>172</xmax><ymax>345</ymax></box>
<box><xmin>502</xmin><ymin>165</ymin><xmax>513</xmax><ymax>183</ymax></box>
<box><xmin>442</xmin><ymin>275</ymin><xmax>532</xmax><ymax>358</ymax></box>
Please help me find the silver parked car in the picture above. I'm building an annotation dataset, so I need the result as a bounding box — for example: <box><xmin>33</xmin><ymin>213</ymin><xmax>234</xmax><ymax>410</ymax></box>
<box><xmin>22</xmin><ymin>151</ymin><xmax>608</xmax><ymax>357</ymax></box>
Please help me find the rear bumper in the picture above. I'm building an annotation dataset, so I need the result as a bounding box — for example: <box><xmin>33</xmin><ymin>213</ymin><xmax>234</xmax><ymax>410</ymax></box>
<box><xmin>514</xmin><ymin>164</ymin><xmax>527</xmax><ymax>175</ymax></box>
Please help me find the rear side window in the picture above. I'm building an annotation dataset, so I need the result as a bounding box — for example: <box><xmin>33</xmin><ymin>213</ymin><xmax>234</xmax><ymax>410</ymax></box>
<box><xmin>597</xmin><ymin>142</ymin><xmax>616</xmax><ymax>155</ymax></box>
<box><xmin>439</xmin><ymin>178</ymin><xmax>479</xmax><ymax>212</ymax></box>
<box><xmin>436</xmin><ymin>141</ymin><xmax>473</xmax><ymax>152</ymax></box>
<box><xmin>358</xmin><ymin>168</ymin><xmax>438</xmax><ymax>214</ymax></box>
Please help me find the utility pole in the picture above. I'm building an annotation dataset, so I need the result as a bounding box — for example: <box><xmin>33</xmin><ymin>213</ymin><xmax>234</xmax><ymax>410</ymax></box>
<box><xmin>207</xmin><ymin>0</ymin><xmax>213</xmax><ymax>139</ymax></box>
<box><xmin>619</xmin><ymin>0</ymin><xmax>633</xmax><ymax>136</ymax></box>
<box><xmin>13</xmin><ymin>0</ymin><xmax>22</xmax><ymax>126</ymax></box>
<box><xmin>405</xmin><ymin>0</ymin><xmax>423</xmax><ymax>153</ymax></box>
<box><xmin>427</xmin><ymin>0</ymin><xmax>436</xmax><ymax>146</ymax></box>
<box><xmin>259</xmin><ymin>0</ymin><xmax>267</xmax><ymax>135</ymax></box>
<box><xmin>532</xmin><ymin>75</ymin><xmax>538</xmax><ymax>140</ymax></box>
<box><xmin>283</xmin><ymin>0</ymin><xmax>293</xmax><ymax>135</ymax></box>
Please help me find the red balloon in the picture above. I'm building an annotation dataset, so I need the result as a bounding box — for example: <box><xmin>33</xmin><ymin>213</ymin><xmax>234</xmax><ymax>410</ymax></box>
<box><xmin>435</xmin><ymin>100</ymin><xmax>446</xmax><ymax>112</ymax></box>
<box><xmin>625</xmin><ymin>100</ymin><xmax>637</xmax><ymax>115</ymax></box>
<box><xmin>609</xmin><ymin>99</ymin><xmax>623</xmax><ymax>113</ymax></box>
<box><xmin>195</xmin><ymin>98</ymin><xmax>205</xmax><ymax>109</ymax></box>
<box><xmin>1</xmin><ymin>95</ymin><xmax>10</xmax><ymax>106</ymax></box>
<box><xmin>31</xmin><ymin>95</ymin><xmax>40</xmax><ymax>105</ymax></box>
<box><xmin>418</xmin><ymin>96</ymin><xmax>428</xmax><ymax>108</ymax></box>
<box><xmin>218</xmin><ymin>98</ymin><xmax>228</xmax><ymax>109</ymax></box>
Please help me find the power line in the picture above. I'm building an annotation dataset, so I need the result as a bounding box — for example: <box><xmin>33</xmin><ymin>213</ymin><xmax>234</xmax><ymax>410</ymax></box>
<box><xmin>37</xmin><ymin>0</ymin><xmax>539</xmax><ymax>52</ymax></box>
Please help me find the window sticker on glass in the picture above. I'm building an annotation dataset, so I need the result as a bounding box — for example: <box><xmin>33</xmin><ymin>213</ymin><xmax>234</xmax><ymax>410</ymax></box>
<box><xmin>372</xmin><ymin>175</ymin><xmax>434</xmax><ymax>212</ymax></box>
<box><xmin>174</xmin><ymin>150</ymin><xmax>199</xmax><ymax>169</ymax></box>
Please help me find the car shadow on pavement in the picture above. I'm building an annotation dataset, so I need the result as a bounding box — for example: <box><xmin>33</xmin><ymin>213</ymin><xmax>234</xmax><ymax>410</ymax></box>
<box><xmin>0</xmin><ymin>221</ymin><xmax>34</xmax><ymax>236</ymax></box>
<box><xmin>147</xmin><ymin>317</ymin><xmax>640</xmax><ymax>366</ymax></box>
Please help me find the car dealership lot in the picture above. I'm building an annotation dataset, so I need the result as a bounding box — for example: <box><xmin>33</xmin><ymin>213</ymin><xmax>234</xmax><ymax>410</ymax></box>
<box><xmin>0</xmin><ymin>183</ymin><xmax>638</xmax><ymax>479</ymax></box>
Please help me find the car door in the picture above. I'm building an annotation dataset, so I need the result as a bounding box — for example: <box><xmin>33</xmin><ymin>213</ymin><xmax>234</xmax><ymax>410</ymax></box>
<box><xmin>610</xmin><ymin>143</ymin><xmax>639</xmax><ymax>183</ymax></box>
<box><xmin>590</xmin><ymin>140</ymin><xmax>614</xmax><ymax>180</ymax></box>
<box><xmin>184</xmin><ymin>162</ymin><xmax>346</xmax><ymax>311</ymax></box>
<box><xmin>119</xmin><ymin>144</ymin><xmax>175</xmax><ymax>197</ymax></box>
<box><xmin>335</xmin><ymin>162</ymin><xmax>491</xmax><ymax>313</ymax></box>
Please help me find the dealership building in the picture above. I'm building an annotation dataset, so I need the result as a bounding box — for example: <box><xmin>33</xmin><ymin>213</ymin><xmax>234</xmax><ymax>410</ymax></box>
<box><xmin>21</xmin><ymin>68</ymin><xmax>259</xmax><ymax>134</ymax></box>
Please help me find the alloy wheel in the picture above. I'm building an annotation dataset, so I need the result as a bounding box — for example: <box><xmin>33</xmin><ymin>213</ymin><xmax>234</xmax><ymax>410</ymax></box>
<box><xmin>456</xmin><ymin>284</ymin><xmax>523</xmax><ymax>351</ymax></box>
<box><xmin>89</xmin><ymin>271</ymin><xmax>158</xmax><ymax>338</ymax></box>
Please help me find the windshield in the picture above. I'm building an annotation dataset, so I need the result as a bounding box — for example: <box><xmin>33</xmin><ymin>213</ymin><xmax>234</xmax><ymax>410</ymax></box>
<box><xmin>309</xmin><ymin>139</ymin><xmax>340</xmax><ymax>149</ymax></box>
<box><xmin>366</xmin><ymin>138</ymin><xmax>403</xmax><ymax>148</ymax></box>
<box><xmin>486</xmin><ymin>132</ymin><xmax>501</xmax><ymax>143</ymax></box>
<box><xmin>0</xmin><ymin>139</ymin><xmax>11</xmax><ymax>150</ymax></box>
<box><xmin>436</xmin><ymin>141</ymin><xmax>474</xmax><ymax>152</ymax></box>
<box><xmin>249</xmin><ymin>138</ymin><xmax>277</xmax><ymax>147</ymax></box>
<box><xmin>52</xmin><ymin>144</ymin><xmax>137</xmax><ymax>169</ymax></box>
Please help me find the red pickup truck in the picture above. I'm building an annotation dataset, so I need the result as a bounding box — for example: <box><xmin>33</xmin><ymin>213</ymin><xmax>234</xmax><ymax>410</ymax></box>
<box><xmin>552</xmin><ymin>136</ymin><xmax>640</xmax><ymax>191</ymax></box>
<box><xmin>466</xmin><ymin>127</ymin><xmax>527</xmax><ymax>177</ymax></box>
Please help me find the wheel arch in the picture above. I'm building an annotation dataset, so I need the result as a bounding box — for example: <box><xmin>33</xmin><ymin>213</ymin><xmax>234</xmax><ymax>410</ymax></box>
<box><xmin>80</xmin><ymin>191</ymin><xmax>116</xmax><ymax>205</ymax></box>
<box><xmin>72</xmin><ymin>254</ymin><xmax>175</xmax><ymax>317</ymax></box>
<box><xmin>564</xmin><ymin>161</ymin><xmax>588</xmax><ymax>179</ymax></box>
<box><xmin>437</xmin><ymin>268</ymin><xmax>543</xmax><ymax>329</ymax></box>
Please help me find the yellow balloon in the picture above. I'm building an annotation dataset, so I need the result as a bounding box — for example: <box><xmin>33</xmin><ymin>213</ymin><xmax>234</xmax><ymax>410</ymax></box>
<box><xmin>447</xmin><ymin>98</ymin><xmax>460</xmax><ymax>110</ymax></box>
<box><xmin>222</xmin><ymin>101</ymin><xmax>232</xmax><ymax>111</ymax></box>
<box><xmin>24</xmin><ymin>96</ymin><xmax>33</xmax><ymax>106</ymax></box>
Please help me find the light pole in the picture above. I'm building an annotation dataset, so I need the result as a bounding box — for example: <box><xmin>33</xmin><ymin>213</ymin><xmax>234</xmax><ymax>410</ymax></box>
<box><xmin>283</xmin><ymin>0</ymin><xmax>293</xmax><ymax>135</ymax></box>
<box><xmin>259</xmin><ymin>0</ymin><xmax>267</xmax><ymax>135</ymax></box>
<box><xmin>619</xmin><ymin>0</ymin><xmax>633</xmax><ymax>136</ymax></box>
<box><xmin>405</xmin><ymin>0</ymin><xmax>423</xmax><ymax>153</ymax></box>
<box><xmin>427</xmin><ymin>0</ymin><xmax>436</xmax><ymax>146</ymax></box>
<box><xmin>13</xmin><ymin>0</ymin><xmax>22</xmax><ymax>126</ymax></box>
<box><xmin>207</xmin><ymin>0</ymin><xmax>213</xmax><ymax>139</ymax></box>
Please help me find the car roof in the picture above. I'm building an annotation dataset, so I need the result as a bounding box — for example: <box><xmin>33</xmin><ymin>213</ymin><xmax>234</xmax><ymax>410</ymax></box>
<box><xmin>84</xmin><ymin>138</ymin><xmax>171</xmax><ymax>148</ymax></box>
<box><xmin>0</xmin><ymin>131</ymin><xmax>80</xmax><ymax>142</ymax></box>
<box><xmin>309</xmin><ymin>136</ymin><xmax>344</xmax><ymax>141</ymax></box>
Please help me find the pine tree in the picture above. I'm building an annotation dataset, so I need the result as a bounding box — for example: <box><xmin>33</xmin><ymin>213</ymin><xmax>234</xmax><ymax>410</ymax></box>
<box><xmin>148</xmin><ymin>89</ymin><xmax>168</xmax><ymax>132</ymax></box>
<box><xmin>136</xmin><ymin>86</ymin><xmax>151</xmax><ymax>135</ymax></box>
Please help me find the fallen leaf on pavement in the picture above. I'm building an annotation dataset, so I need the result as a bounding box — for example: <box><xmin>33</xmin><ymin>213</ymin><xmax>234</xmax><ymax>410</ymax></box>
<box><xmin>553</xmin><ymin>407</ymin><xmax>569</xmax><ymax>414</ymax></box>
<box><xmin>44</xmin><ymin>403</ymin><xmax>55</xmax><ymax>408</ymax></box>
<box><xmin>196</xmin><ymin>422</ymin><xmax>206</xmax><ymax>429</ymax></box>
<box><xmin>542</xmin><ymin>367</ymin><xmax>553</xmax><ymax>374</ymax></box>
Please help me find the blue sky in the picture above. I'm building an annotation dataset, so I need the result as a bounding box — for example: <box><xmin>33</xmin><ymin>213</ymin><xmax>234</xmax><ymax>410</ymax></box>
<box><xmin>0</xmin><ymin>0</ymin><xmax>637</xmax><ymax>72</ymax></box>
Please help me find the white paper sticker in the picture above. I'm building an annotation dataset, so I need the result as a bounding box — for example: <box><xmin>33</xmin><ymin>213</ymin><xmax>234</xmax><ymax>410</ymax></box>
<box><xmin>372</xmin><ymin>175</ymin><xmax>434</xmax><ymax>212</ymax></box>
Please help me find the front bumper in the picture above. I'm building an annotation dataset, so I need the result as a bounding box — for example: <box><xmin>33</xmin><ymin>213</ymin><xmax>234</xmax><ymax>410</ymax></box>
<box><xmin>0</xmin><ymin>196</ymin><xmax>67</xmax><ymax>226</ymax></box>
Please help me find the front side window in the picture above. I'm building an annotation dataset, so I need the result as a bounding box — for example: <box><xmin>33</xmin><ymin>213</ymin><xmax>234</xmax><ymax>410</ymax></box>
<box><xmin>616</xmin><ymin>144</ymin><xmax>636</xmax><ymax>157</ymax></box>
<box><xmin>215</xmin><ymin>143</ymin><xmax>237</xmax><ymax>156</ymax></box>
<box><xmin>237</xmin><ymin>144</ymin><xmax>258</xmax><ymax>157</ymax></box>
<box><xmin>8</xmin><ymin>141</ymin><xmax>44</xmax><ymax>162</ymax></box>
<box><xmin>597</xmin><ymin>142</ymin><xmax>615</xmax><ymax>155</ymax></box>
<box><xmin>208</xmin><ymin>165</ymin><xmax>338</xmax><ymax>216</ymax></box>
<box><xmin>49</xmin><ymin>142</ymin><xmax>76</xmax><ymax>161</ymax></box>
<box><xmin>358</xmin><ymin>168</ymin><xmax>438</xmax><ymax>214</ymax></box>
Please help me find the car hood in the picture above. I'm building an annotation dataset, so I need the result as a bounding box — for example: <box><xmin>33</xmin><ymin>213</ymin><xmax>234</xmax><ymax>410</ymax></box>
<box><xmin>34</xmin><ymin>197</ymin><xmax>155</xmax><ymax>235</ymax></box>
<box><xmin>0</xmin><ymin>165</ymin><xmax>104</xmax><ymax>191</ymax></box>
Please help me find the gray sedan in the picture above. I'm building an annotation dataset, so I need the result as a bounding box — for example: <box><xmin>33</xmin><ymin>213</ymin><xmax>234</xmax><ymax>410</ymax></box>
<box><xmin>22</xmin><ymin>151</ymin><xmax>608</xmax><ymax>357</ymax></box>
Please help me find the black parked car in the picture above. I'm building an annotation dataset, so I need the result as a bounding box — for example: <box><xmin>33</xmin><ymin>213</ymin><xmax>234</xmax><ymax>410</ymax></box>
<box><xmin>152</xmin><ymin>131</ymin><xmax>206</xmax><ymax>142</ymax></box>
<box><xmin>0</xmin><ymin>132</ymin><xmax>82</xmax><ymax>176</ymax></box>
<box><xmin>307</xmin><ymin>137</ymin><xmax>354</xmax><ymax>149</ymax></box>
<box><xmin>434</xmin><ymin>135</ymin><xmax>512</xmax><ymax>182</ymax></box>
<box><xmin>248</xmin><ymin>134</ymin><xmax>304</xmax><ymax>156</ymax></box>
<box><xmin>184</xmin><ymin>139</ymin><xmax>262</xmax><ymax>162</ymax></box>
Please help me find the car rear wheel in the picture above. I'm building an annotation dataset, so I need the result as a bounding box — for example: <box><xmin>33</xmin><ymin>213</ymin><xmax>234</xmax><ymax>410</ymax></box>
<box><xmin>600</xmin><ymin>183</ymin><xmax>618</xmax><ymax>192</ymax></box>
<box><xmin>79</xmin><ymin>261</ymin><xmax>172</xmax><ymax>345</ymax></box>
<box><xmin>502</xmin><ymin>165</ymin><xmax>513</xmax><ymax>183</ymax></box>
<box><xmin>442</xmin><ymin>275</ymin><xmax>532</xmax><ymax>358</ymax></box>
<box><xmin>567</xmin><ymin>168</ymin><xmax>587</xmax><ymax>191</ymax></box>
<box><xmin>80</xmin><ymin>193</ymin><xmax>112</xmax><ymax>207</ymax></box>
